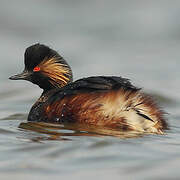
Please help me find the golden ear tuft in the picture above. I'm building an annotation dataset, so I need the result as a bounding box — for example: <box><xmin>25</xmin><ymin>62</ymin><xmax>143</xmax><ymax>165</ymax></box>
<box><xmin>38</xmin><ymin>56</ymin><xmax>71</xmax><ymax>87</ymax></box>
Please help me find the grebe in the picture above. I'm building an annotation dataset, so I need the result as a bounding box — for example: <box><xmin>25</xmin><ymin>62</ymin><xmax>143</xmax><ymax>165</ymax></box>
<box><xmin>9</xmin><ymin>44</ymin><xmax>168</xmax><ymax>134</ymax></box>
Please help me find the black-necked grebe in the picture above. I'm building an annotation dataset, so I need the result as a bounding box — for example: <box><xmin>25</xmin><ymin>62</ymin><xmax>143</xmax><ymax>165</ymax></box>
<box><xmin>9</xmin><ymin>44</ymin><xmax>168</xmax><ymax>134</ymax></box>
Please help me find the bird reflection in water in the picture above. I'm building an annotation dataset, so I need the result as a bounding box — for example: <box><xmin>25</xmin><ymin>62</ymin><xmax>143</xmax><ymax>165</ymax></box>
<box><xmin>19</xmin><ymin>121</ymin><xmax>147</xmax><ymax>142</ymax></box>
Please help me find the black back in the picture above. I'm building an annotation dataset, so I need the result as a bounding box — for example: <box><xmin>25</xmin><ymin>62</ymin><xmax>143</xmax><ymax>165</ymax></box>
<box><xmin>47</xmin><ymin>76</ymin><xmax>140</xmax><ymax>104</ymax></box>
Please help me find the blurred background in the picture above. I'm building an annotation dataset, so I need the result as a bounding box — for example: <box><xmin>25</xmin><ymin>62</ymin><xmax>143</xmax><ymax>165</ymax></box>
<box><xmin>1</xmin><ymin>0</ymin><xmax>179</xmax><ymax>95</ymax></box>
<box><xmin>0</xmin><ymin>0</ymin><xmax>180</xmax><ymax>179</ymax></box>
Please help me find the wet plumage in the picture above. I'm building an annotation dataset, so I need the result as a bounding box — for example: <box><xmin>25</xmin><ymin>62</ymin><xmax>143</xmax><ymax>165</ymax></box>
<box><xmin>9</xmin><ymin>44</ymin><xmax>168</xmax><ymax>134</ymax></box>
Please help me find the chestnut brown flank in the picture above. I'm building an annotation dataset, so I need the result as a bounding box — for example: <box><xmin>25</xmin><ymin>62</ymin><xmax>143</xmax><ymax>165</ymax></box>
<box><xmin>44</xmin><ymin>89</ymin><xmax>167</xmax><ymax>133</ymax></box>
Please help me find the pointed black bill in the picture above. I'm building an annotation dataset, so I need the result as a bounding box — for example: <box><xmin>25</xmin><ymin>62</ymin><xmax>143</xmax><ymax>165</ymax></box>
<box><xmin>9</xmin><ymin>71</ymin><xmax>30</xmax><ymax>80</ymax></box>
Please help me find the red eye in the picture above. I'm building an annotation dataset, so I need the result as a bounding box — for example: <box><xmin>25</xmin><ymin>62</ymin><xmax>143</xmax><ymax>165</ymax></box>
<box><xmin>33</xmin><ymin>66</ymin><xmax>40</xmax><ymax>72</ymax></box>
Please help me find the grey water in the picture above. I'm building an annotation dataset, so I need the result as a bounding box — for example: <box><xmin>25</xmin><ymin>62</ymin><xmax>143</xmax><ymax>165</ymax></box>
<box><xmin>0</xmin><ymin>0</ymin><xmax>180</xmax><ymax>179</ymax></box>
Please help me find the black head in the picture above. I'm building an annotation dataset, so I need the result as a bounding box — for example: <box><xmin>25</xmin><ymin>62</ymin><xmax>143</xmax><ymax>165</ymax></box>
<box><xmin>9</xmin><ymin>43</ymin><xmax>73</xmax><ymax>91</ymax></box>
